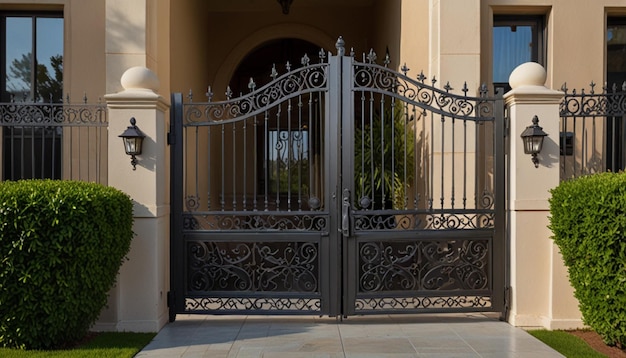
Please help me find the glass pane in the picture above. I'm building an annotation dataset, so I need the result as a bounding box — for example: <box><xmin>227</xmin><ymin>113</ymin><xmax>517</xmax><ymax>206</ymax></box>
<box><xmin>607</xmin><ymin>23</ymin><xmax>626</xmax><ymax>84</ymax></box>
<box><xmin>36</xmin><ymin>17</ymin><xmax>63</xmax><ymax>102</ymax></box>
<box><xmin>5</xmin><ymin>17</ymin><xmax>33</xmax><ymax>101</ymax></box>
<box><xmin>493</xmin><ymin>25</ymin><xmax>533</xmax><ymax>83</ymax></box>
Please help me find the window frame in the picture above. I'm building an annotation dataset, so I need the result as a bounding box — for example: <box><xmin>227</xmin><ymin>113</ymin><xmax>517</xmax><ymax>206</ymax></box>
<box><xmin>0</xmin><ymin>11</ymin><xmax>64</xmax><ymax>181</ymax></box>
<box><xmin>0</xmin><ymin>10</ymin><xmax>63</xmax><ymax>103</ymax></box>
<box><xmin>492</xmin><ymin>14</ymin><xmax>546</xmax><ymax>93</ymax></box>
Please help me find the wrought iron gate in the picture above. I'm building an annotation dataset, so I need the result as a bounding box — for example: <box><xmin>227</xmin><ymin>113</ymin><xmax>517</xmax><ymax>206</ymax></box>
<box><xmin>169</xmin><ymin>38</ymin><xmax>505</xmax><ymax>321</ymax></box>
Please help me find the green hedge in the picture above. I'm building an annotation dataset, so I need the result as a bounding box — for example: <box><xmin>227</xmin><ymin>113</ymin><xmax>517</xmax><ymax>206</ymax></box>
<box><xmin>549</xmin><ymin>172</ymin><xmax>626</xmax><ymax>347</ymax></box>
<box><xmin>0</xmin><ymin>180</ymin><xmax>133</xmax><ymax>350</ymax></box>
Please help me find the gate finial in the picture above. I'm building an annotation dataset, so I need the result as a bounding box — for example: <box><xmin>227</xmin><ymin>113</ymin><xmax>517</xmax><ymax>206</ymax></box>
<box><xmin>336</xmin><ymin>36</ymin><xmax>345</xmax><ymax>56</ymax></box>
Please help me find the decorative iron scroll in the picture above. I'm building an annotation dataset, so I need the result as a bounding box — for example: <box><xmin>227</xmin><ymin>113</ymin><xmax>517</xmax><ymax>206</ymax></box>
<box><xmin>358</xmin><ymin>239</ymin><xmax>489</xmax><ymax>292</ymax></box>
<box><xmin>353</xmin><ymin>211</ymin><xmax>495</xmax><ymax>231</ymax></box>
<box><xmin>560</xmin><ymin>82</ymin><xmax>626</xmax><ymax>117</ymax></box>
<box><xmin>0</xmin><ymin>100</ymin><xmax>107</xmax><ymax>126</ymax></box>
<box><xmin>185</xmin><ymin>297</ymin><xmax>321</xmax><ymax>313</ymax></box>
<box><xmin>355</xmin><ymin>296</ymin><xmax>491</xmax><ymax>312</ymax></box>
<box><xmin>351</xmin><ymin>60</ymin><xmax>496</xmax><ymax>121</ymax></box>
<box><xmin>188</xmin><ymin>241</ymin><xmax>319</xmax><ymax>293</ymax></box>
<box><xmin>184</xmin><ymin>62</ymin><xmax>328</xmax><ymax>125</ymax></box>
<box><xmin>182</xmin><ymin>213</ymin><xmax>328</xmax><ymax>232</ymax></box>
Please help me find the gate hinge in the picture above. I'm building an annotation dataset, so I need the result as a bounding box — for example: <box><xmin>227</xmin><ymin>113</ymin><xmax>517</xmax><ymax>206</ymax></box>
<box><xmin>504</xmin><ymin>115</ymin><xmax>510</xmax><ymax>138</ymax></box>
<box><xmin>167</xmin><ymin>290</ymin><xmax>174</xmax><ymax>308</ymax></box>
<box><xmin>167</xmin><ymin>131</ymin><xmax>175</xmax><ymax>145</ymax></box>
<box><xmin>502</xmin><ymin>286</ymin><xmax>511</xmax><ymax>321</ymax></box>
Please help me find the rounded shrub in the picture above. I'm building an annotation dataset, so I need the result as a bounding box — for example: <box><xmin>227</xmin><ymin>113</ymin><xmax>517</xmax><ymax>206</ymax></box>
<box><xmin>549</xmin><ymin>172</ymin><xmax>626</xmax><ymax>347</ymax></box>
<box><xmin>0</xmin><ymin>180</ymin><xmax>133</xmax><ymax>349</ymax></box>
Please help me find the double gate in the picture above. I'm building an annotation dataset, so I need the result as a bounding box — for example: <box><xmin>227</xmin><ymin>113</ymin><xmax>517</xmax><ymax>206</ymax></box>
<box><xmin>169</xmin><ymin>39</ymin><xmax>505</xmax><ymax>320</ymax></box>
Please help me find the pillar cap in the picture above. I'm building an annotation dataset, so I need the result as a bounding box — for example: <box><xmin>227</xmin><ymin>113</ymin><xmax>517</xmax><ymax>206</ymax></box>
<box><xmin>121</xmin><ymin>66</ymin><xmax>160</xmax><ymax>92</ymax></box>
<box><xmin>509</xmin><ymin>62</ymin><xmax>546</xmax><ymax>89</ymax></box>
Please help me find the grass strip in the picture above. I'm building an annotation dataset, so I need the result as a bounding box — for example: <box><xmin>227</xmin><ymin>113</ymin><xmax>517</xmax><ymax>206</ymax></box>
<box><xmin>0</xmin><ymin>332</ymin><xmax>155</xmax><ymax>358</ymax></box>
<box><xmin>528</xmin><ymin>330</ymin><xmax>607</xmax><ymax>358</ymax></box>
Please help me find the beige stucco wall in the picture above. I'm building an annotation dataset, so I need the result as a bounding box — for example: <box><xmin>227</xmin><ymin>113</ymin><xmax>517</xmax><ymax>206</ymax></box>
<box><xmin>0</xmin><ymin>0</ymin><xmax>106</xmax><ymax>99</ymax></box>
<box><xmin>481</xmin><ymin>0</ymin><xmax>626</xmax><ymax>90</ymax></box>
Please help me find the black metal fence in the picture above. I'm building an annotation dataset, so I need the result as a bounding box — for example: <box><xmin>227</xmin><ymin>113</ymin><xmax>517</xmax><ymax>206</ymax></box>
<box><xmin>560</xmin><ymin>82</ymin><xmax>626</xmax><ymax>179</ymax></box>
<box><xmin>0</xmin><ymin>98</ymin><xmax>108</xmax><ymax>184</ymax></box>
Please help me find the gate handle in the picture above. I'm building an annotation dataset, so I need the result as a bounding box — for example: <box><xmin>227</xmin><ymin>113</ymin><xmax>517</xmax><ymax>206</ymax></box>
<box><xmin>341</xmin><ymin>188</ymin><xmax>350</xmax><ymax>236</ymax></box>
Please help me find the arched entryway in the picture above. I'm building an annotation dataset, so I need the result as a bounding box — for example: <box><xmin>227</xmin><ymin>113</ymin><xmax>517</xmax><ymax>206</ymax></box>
<box><xmin>230</xmin><ymin>38</ymin><xmax>322</xmax><ymax>96</ymax></box>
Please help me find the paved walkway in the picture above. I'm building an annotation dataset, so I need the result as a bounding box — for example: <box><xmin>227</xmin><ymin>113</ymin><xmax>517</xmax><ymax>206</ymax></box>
<box><xmin>136</xmin><ymin>313</ymin><xmax>564</xmax><ymax>357</ymax></box>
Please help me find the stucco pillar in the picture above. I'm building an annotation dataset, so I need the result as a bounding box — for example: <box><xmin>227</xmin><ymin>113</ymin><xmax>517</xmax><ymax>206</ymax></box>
<box><xmin>429</xmin><ymin>0</ymin><xmax>480</xmax><ymax>92</ymax></box>
<box><xmin>505</xmin><ymin>63</ymin><xmax>583</xmax><ymax>329</ymax></box>
<box><xmin>98</xmin><ymin>67</ymin><xmax>170</xmax><ymax>332</ymax></box>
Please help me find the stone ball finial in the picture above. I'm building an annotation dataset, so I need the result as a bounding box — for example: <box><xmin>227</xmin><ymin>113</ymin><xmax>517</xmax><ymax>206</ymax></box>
<box><xmin>508</xmin><ymin>62</ymin><xmax>547</xmax><ymax>89</ymax></box>
<box><xmin>120</xmin><ymin>66</ymin><xmax>160</xmax><ymax>92</ymax></box>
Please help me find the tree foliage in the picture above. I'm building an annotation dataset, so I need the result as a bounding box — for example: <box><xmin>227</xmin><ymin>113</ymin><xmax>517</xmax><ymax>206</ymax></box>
<box><xmin>6</xmin><ymin>53</ymin><xmax>63</xmax><ymax>102</ymax></box>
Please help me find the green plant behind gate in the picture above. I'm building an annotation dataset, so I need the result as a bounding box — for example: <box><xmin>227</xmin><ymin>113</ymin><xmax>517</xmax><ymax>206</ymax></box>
<box><xmin>0</xmin><ymin>180</ymin><xmax>133</xmax><ymax>350</ymax></box>
<box><xmin>549</xmin><ymin>172</ymin><xmax>626</xmax><ymax>347</ymax></box>
<box><xmin>355</xmin><ymin>101</ymin><xmax>415</xmax><ymax>209</ymax></box>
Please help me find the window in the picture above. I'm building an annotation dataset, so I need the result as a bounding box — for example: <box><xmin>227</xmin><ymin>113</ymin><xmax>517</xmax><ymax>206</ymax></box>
<box><xmin>1</xmin><ymin>12</ymin><xmax>63</xmax><ymax>180</ymax></box>
<box><xmin>493</xmin><ymin>15</ymin><xmax>545</xmax><ymax>93</ymax></box>
<box><xmin>606</xmin><ymin>18</ymin><xmax>626</xmax><ymax>172</ymax></box>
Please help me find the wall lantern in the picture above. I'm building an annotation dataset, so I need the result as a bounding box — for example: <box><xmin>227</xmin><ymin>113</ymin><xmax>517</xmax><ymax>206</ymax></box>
<box><xmin>520</xmin><ymin>115</ymin><xmax>548</xmax><ymax>168</ymax></box>
<box><xmin>119</xmin><ymin>117</ymin><xmax>146</xmax><ymax>170</ymax></box>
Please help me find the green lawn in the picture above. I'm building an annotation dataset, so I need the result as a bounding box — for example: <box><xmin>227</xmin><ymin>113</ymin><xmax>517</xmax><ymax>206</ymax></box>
<box><xmin>0</xmin><ymin>332</ymin><xmax>155</xmax><ymax>358</ymax></box>
<box><xmin>529</xmin><ymin>330</ymin><xmax>607</xmax><ymax>358</ymax></box>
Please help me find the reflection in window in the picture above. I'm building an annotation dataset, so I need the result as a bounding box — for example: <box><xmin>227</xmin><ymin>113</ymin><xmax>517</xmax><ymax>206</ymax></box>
<box><xmin>492</xmin><ymin>15</ymin><xmax>544</xmax><ymax>92</ymax></box>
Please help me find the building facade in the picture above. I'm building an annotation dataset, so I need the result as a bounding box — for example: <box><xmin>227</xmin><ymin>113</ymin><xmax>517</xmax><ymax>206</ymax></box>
<box><xmin>1</xmin><ymin>0</ymin><xmax>624</xmax><ymax>332</ymax></box>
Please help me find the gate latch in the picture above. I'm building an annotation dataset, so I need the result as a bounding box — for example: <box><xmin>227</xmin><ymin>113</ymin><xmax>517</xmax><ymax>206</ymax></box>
<box><xmin>341</xmin><ymin>188</ymin><xmax>351</xmax><ymax>236</ymax></box>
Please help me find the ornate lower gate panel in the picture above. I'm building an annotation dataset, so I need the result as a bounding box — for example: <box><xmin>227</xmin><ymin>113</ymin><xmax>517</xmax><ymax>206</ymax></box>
<box><xmin>169</xmin><ymin>39</ymin><xmax>505</xmax><ymax>320</ymax></box>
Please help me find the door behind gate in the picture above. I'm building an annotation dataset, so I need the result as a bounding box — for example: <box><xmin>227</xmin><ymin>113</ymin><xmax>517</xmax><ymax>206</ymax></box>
<box><xmin>169</xmin><ymin>39</ymin><xmax>505</xmax><ymax>321</ymax></box>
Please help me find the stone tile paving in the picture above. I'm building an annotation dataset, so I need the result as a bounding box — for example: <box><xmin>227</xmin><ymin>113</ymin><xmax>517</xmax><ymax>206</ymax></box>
<box><xmin>136</xmin><ymin>314</ymin><xmax>564</xmax><ymax>358</ymax></box>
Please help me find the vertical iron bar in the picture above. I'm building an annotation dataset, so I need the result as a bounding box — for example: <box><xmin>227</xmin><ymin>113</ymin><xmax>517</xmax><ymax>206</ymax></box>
<box><xmin>429</xmin><ymin>112</ymin><xmax>434</xmax><ymax>210</ymax></box>
<box><xmin>463</xmin><ymin>119</ymin><xmax>467</xmax><ymax>209</ymax></box>
<box><xmin>69</xmin><ymin>126</ymin><xmax>73</xmax><ymax>179</ymax></box>
<box><xmin>414</xmin><ymin>104</ymin><xmax>419</xmax><ymax>209</ymax></box>
<box><xmin>560</xmin><ymin>114</ymin><xmax>566</xmax><ymax>179</ymax></box>
<box><xmin>369</xmin><ymin>91</ymin><xmax>375</xmax><ymax>208</ymax></box>
<box><xmin>308</xmin><ymin>94</ymin><xmax>313</xmax><ymax>207</ymax></box>
<box><xmin>169</xmin><ymin>93</ymin><xmax>184</xmax><ymax>321</ymax></box>
<box><xmin>287</xmin><ymin>99</ymin><xmax>292</xmax><ymax>211</ymax></box>
<box><xmin>20</xmin><ymin>126</ymin><xmax>24</xmax><ymax>178</ymax></box>
<box><xmin>194</xmin><ymin>126</ymin><xmax>199</xmax><ymax>209</ymax></box>
<box><xmin>380</xmin><ymin>95</ymin><xmax>386</xmax><ymax>208</ymax></box>
<box><xmin>232</xmin><ymin>122</ymin><xmax>237</xmax><ymax>211</ymax></box>
<box><xmin>264</xmin><ymin>110</ymin><xmax>269</xmax><ymax>211</ymax></box>
<box><xmin>40</xmin><ymin>125</ymin><xmax>44</xmax><ymax>178</ymax></box>
<box><xmin>253</xmin><ymin>116</ymin><xmax>258</xmax><ymax>210</ymax></box>
<box><xmin>243</xmin><ymin>120</ymin><xmax>247</xmax><ymax>211</ymax></box>
<box><xmin>30</xmin><ymin>127</ymin><xmax>35</xmax><ymax>177</ymax></box>
<box><xmin>440</xmin><ymin>115</ymin><xmax>445</xmax><ymax>210</ymax></box>
<box><xmin>360</xmin><ymin>90</ymin><xmax>365</xmax><ymax>205</ymax></box>
<box><xmin>10</xmin><ymin>127</ymin><xmax>15</xmax><ymax>180</ymax></box>
<box><xmin>275</xmin><ymin>105</ymin><xmax>281</xmax><ymax>210</ymax></box>
<box><xmin>451</xmin><ymin>116</ymin><xmax>455</xmax><ymax>209</ymax></box>
<box><xmin>207</xmin><ymin>125</ymin><xmax>212</xmax><ymax>209</ymax></box>
<box><xmin>390</xmin><ymin>96</ymin><xmax>396</xmax><ymax>209</ymax></box>
<box><xmin>573</xmin><ymin>115</ymin><xmax>578</xmax><ymax>176</ymax></box>
<box><xmin>221</xmin><ymin>123</ymin><xmax>225</xmax><ymax>211</ymax></box>
<box><xmin>403</xmin><ymin>102</ymin><xmax>408</xmax><ymax>210</ymax></box>
<box><xmin>297</xmin><ymin>95</ymin><xmax>303</xmax><ymax>211</ymax></box>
